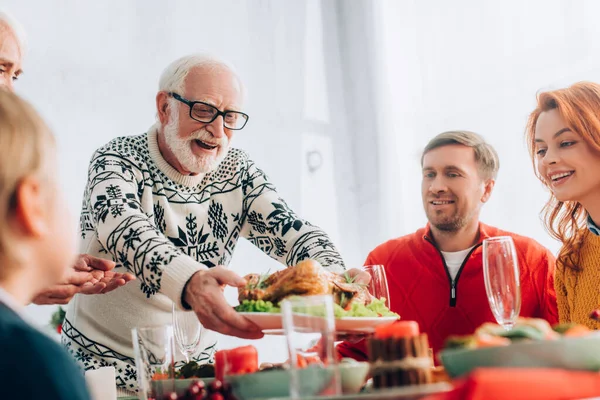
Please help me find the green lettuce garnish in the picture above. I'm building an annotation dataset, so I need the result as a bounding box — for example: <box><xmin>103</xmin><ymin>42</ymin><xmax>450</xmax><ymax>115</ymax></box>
<box><xmin>234</xmin><ymin>298</ymin><xmax>398</xmax><ymax>318</ymax></box>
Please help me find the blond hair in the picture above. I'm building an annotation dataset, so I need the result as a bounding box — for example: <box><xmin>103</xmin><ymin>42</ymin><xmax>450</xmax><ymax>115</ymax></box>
<box><xmin>421</xmin><ymin>130</ymin><xmax>500</xmax><ymax>180</ymax></box>
<box><xmin>0</xmin><ymin>90</ymin><xmax>54</xmax><ymax>266</ymax></box>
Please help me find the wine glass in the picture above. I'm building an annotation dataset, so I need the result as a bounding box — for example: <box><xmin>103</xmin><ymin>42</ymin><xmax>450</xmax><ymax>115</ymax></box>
<box><xmin>482</xmin><ymin>236</ymin><xmax>521</xmax><ymax>330</ymax></box>
<box><xmin>362</xmin><ymin>265</ymin><xmax>391</xmax><ymax>307</ymax></box>
<box><xmin>172</xmin><ymin>303</ymin><xmax>203</xmax><ymax>363</ymax></box>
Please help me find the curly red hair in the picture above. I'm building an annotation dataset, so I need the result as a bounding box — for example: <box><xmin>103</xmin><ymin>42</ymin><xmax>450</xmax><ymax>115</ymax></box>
<box><xmin>526</xmin><ymin>82</ymin><xmax>600</xmax><ymax>271</ymax></box>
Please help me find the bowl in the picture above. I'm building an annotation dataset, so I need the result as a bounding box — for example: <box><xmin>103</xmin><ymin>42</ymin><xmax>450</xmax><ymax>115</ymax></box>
<box><xmin>340</xmin><ymin>361</ymin><xmax>370</xmax><ymax>393</ymax></box>
<box><xmin>440</xmin><ymin>333</ymin><xmax>600</xmax><ymax>378</ymax></box>
<box><xmin>228</xmin><ymin>362</ymin><xmax>370</xmax><ymax>400</ymax></box>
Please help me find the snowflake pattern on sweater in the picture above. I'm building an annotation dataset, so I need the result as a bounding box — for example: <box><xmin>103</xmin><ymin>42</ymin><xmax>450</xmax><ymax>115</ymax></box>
<box><xmin>63</xmin><ymin>127</ymin><xmax>345</xmax><ymax>391</ymax></box>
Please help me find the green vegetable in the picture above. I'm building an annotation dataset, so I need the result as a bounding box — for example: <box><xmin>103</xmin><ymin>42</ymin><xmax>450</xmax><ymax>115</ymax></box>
<box><xmin>235</xmin><ymin>299</ymin><xmax>280</xmax><ymax>313</ymax></box>
<box><xmin>445</xmin><ymin>335</ymin><xmax>477</xmax><ymax>350</ymax></box>
<box><xmin>175</xmin><ymin>361</ymin><xmax>215</xmax><ymax>379</ymax></box>
<box><xmin>234</xmin><ymin>298</ymin><xmax>398</xmax><ymax>318</ymax></box>
<box><xmin>495</xmin><ymin>325</ymin><xmax>545</xmax><ymax>341</ymax></box>
<box><xmin>553</xmin><ymin>323</ymin><xmax>578</xmax><ymax>334</ymax></box>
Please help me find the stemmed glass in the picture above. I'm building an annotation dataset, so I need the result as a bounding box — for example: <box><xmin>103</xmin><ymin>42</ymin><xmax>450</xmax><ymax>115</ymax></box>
<box><xmin>482</xmin><ymin>236</ymin><xmax>521</xmax><ymax>330</ymax></box>
<box><xmin>362</xmin><ymin>265</ymin><xmax>390</xmax><ymax>307</ymax></box>
<box><xmin>172</xmin><ymin>303</ymin><xmax>203</xmax><ymax>363</ymax></box>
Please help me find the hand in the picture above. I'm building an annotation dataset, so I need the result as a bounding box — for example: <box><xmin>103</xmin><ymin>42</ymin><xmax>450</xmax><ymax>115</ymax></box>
<box><xmin>73</xmin><ymin>254</ymin><xmax>136</xmax><ymax>295</ymax></box>
<box><xmin>342</xmin><ymin>268</ymin><xmax>371</xmax><ymax>285</ymax></box>
<box><xmin>184</xmin><ymin>266</ymin><xmax>264</xmax><ymax>340</ymax></box>
<box><xmin>32</xmin><ymin>254</ymin><xmax>136</xmax><ymax>305</ymax></box>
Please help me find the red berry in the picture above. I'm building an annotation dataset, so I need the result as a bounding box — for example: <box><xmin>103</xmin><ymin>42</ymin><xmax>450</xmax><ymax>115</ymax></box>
<box><xmin>209</xmin><ymin>380</ymin><xmax>223</xmax><ymax>393</ymax></box>
<box><xmin>56</xmin><ymin>324</ymin><xmax>62</xmax><ymax>334</ymax></box>
<box><xmin>209</xmin><ymin>393</ymin><xmax>224</xmax><ymax>400</ymax></box>
<box><xmin>221</xmin><ymin>382</ymin><xmax>232</xmax><ymax>395</ymax></box>
<box><xmin>590</xmin><ymin>309</ymin><xmax>600</xmax><ymax>321</ymax></box>
<box><xmin>162</xmin><ymin>392</ymin><xmax>178</xmax><ymax>400</ymax></box>
<box><xmin>192</xmin><ymin>380</ymin><xmax>206</xmax><ymax>391</ymax></box>
<box><xmin>186</xmin><ymin>383</ymin><xmax>205</xmax><ymax>400</ymax></box>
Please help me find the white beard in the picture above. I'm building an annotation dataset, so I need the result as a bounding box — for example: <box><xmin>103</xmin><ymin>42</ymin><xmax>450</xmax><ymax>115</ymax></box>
<box><xmin>163</xmin><ymin>105</ymin><xmax>230</xmax><ymax>174</ymax></box>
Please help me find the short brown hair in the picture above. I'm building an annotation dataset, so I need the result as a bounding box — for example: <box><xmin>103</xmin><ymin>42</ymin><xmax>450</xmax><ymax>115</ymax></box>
<box><xmin>421</xmin><ymin>130</ymin><xmax>499</xmax><ymax>180</ymax></box>
<box><xmin>0</xmin><ymin>90</ymin><xmax>54</xmax><ymax>266</ymax></box>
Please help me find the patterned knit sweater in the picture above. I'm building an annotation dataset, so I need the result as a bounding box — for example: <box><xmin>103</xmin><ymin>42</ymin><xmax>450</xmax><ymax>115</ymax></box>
<box><xmin>62</xmin><ymin>124</ymin><xmax>345</xmax><ymax>391</ymax></box>
<box><xmin>555</xmin><ymin>230</ymin><xmax>600</xmax><ymax>329</ymax></box>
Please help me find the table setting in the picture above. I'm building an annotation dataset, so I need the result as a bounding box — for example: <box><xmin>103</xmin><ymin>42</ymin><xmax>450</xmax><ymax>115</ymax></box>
<box><xmin>86</xmin><ymin>241</ymin><xmax>600</xmax><ymax>400</ymax></box>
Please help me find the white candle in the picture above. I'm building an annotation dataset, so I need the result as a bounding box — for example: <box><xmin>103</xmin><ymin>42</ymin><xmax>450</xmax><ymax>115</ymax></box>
<box><xmin>85</xmin><ymin>366</ymin><xmax>117</xmax><ymax>400</ymax></box>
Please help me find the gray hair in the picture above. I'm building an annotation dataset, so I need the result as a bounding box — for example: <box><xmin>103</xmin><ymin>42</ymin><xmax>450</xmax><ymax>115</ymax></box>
<box><xmin>421</xmin><ymin>130</ymin><xmax>500</xmax><ymax>180</ymax></box>
<box><xmin>158</xmin><ymin>54</ymin><xmax>245</xmax><ymax>99</ymax></box>
<box><xmin>0</xmin><ymin>11</ymin><xmax>27</xmax><ymax>53</ymax></box>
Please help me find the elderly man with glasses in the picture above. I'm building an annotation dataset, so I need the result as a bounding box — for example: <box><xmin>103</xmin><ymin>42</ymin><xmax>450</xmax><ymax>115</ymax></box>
<box><xmin>63</xmin><ymin>54</ymin><xmax>358</xmax><ymax>392</ymax></box>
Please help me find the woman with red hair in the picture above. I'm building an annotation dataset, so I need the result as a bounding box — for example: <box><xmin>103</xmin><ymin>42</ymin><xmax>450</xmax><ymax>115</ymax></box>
<box><xmin>526</xmin><ymin>81</ymin><xmax>600</xmax><ymax>328</ymax></box>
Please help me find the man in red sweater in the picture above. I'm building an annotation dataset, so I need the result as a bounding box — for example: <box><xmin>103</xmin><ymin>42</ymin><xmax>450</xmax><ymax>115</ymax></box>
<box><xmin>337</xmin><ymin>130</ymin><xmax>558</xmax><ymax>361</ymax></box>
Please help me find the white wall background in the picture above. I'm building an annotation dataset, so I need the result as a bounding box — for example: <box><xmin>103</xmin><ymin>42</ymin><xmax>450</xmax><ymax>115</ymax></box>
<box><xmin>373</xmin><ymin>0</ymin><xmax>600</xmax><ymax>256</ymax></box>
<box><xmin>3</xmin><ymin>0</ymin><xmax>600</xmax><ymax>362</ymax></box>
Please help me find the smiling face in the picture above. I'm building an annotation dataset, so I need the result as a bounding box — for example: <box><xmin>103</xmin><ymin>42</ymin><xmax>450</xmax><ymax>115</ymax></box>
<box><xmin>159</xmin><ymin>66</ymin><xmax>243</xmax><ymax>175</ymax></box>
<box><xmin>534</xmin><ymin>109</ymin><xmax>600</xmax><ymax>203</ymax></box>
<box><xmin>421</xmin><ymin>144</ymin><xmax>494</xmax><ymax>232</ymax></box>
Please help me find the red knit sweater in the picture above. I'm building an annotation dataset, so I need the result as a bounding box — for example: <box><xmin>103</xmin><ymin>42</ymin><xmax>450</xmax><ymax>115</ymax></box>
<box><xmin>337</xmin><ymin>223</ymin><xmax>558</xmax><ymax>361</ymax></box>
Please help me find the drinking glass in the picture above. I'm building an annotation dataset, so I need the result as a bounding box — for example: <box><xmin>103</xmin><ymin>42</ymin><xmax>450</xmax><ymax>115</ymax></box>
<box><xmin>132</xmin><ymin>325</ymin><xmax>175</xmax><ymax>399</ymax></box>
<box><xmin>281</xmin><ymin>295</ymin><xmax>341</xmax><ymax>399</ymax></box>
<box><xmin>482</xmin><ymin>236</ymin><xmax>521</xmax><ymax>330</ymax></box>
<box><xmin>172</xmin><ymin>303</ymin><xmax>203</xmax><ymax>363</ymax></box>
<box><xmin>362</xmin><ymin>264</ymin><xmax>391</xmax><ymax>307</ymax></box>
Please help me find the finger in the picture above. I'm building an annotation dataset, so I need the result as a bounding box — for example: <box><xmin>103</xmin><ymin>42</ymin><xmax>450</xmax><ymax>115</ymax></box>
<box><xmin>79</xmin><ymin>282</ymin><xmax>107</xmax><ymax>295</ymax></box>
<box><xmin>347</xmin><ymin>269</ymin><xmax>371</xmax><ymax>285</ymax></box>
<box><xmin>212</xmin><ymin>298</ymin><xmax>263</xmax><ymax>338</ymax></box>
<box><xmin>48</xmin><ymin>297</ymin><xmax>72</xmax><ymax>305</ymax></box>
<box><xmin>194</xmin><ymin>286</ymin><xmax>263</xmax><ymax>338</ymax></box>
<box><xmin>32</xmin><ymin>290</ymin><xmax>76</xmax><ymax>305</ymax></box>
<box><xmin>212</xmin><ymin>313</ymin><xmax>264</xmax><ymax>339</ymax></box>
<box><xmin>210</xmin><ymin>267</ymin><xmax>246</xmax><ymax>287</ymax></box>
<box><xmin>194</xmin><ymin>309</ymin><xmax>232</xmax><ymax>333</ymax></box>
<box><xmin>65</xmin><ymin>270</ymin><xmax>99</xmax><ymax>286</ymax></box>
<box><xmin>36</xmin><ymin>284</ymin><xmax>81</xmax><ymax>300</ymax></box>
<box><xmin>84</xmin><ymin>255</ymin><xmax>117</xmax><ymax>271</ymax></box>
<box><xmin>73</xmin><ymin>254</ymin><xmax>94</xmax><ymax>272</ymax></box>
<box><xmin>121</xmin><ymin>273</ymin><xmax>136</xmax><ymax>282</ymax></box>
<box><xmin>108</xmin><ymin>272</ymin><xmax>136</xmax><ymax>282</ymax></box>
<box><xmin>100</xmin><ymin>279</ymin><xmax>126</xmax><ymax>294</ymax></box>
<box><xmin>32</xmin><ymin>295</ymin><xmax>57</xmax><ymax>305</ymax></box>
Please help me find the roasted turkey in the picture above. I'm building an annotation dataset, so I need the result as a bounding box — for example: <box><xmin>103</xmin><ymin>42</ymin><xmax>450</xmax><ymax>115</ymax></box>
<box><xmin>237</xmin><ymin>259</ymin><xmax>375</xmax><ymax>308</ymax></box>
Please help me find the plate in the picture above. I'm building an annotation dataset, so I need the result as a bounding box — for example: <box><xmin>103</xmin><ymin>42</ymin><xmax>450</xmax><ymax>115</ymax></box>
<box><xmin>238</xmin><ymin>312</ymin><xmax>398</xmax><ymax>332</ymax></box>
<box><xmin>229</xmin><ymin>363</ymin><xmax>371</xmax><ymax>399</ymax></box>
<box><xmin>264</xmin><ymin>383</ymin><xmax>453</xmax><ymax>400</ymax></box>
<box><xmin>440</xmin><ymin>333</ymin><xmax>600</xmax><ymax>378</ymax></box>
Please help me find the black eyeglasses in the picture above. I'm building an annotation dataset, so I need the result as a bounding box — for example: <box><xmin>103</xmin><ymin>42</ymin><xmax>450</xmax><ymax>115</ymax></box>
<box><xmin>168</xmin><ymin>92</ymin><xmax>249</xmax><ymax>130</ymax></box>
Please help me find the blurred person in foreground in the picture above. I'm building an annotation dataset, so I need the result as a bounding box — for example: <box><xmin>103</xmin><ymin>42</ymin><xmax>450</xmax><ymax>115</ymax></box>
<box><xmin>0</xmin><ymin>10</ymin><xmax>134</xmax><ymax>305</ymax></box>
<box><xmin>0</xmin><ymin>90</ymin><xmax>90</xmax><ymax>399</ymax></box>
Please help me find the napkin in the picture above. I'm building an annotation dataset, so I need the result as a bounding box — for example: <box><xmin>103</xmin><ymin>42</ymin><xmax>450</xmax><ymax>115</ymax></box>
<box><xmin>85</xmin><ymin>366</ymin><xmax>117</xmax><ymax>400</ymax></box>
<box><xmin>422</xmin><ymin>368</ymin><xmax>600</xmax><ymax>400</ymax></box>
